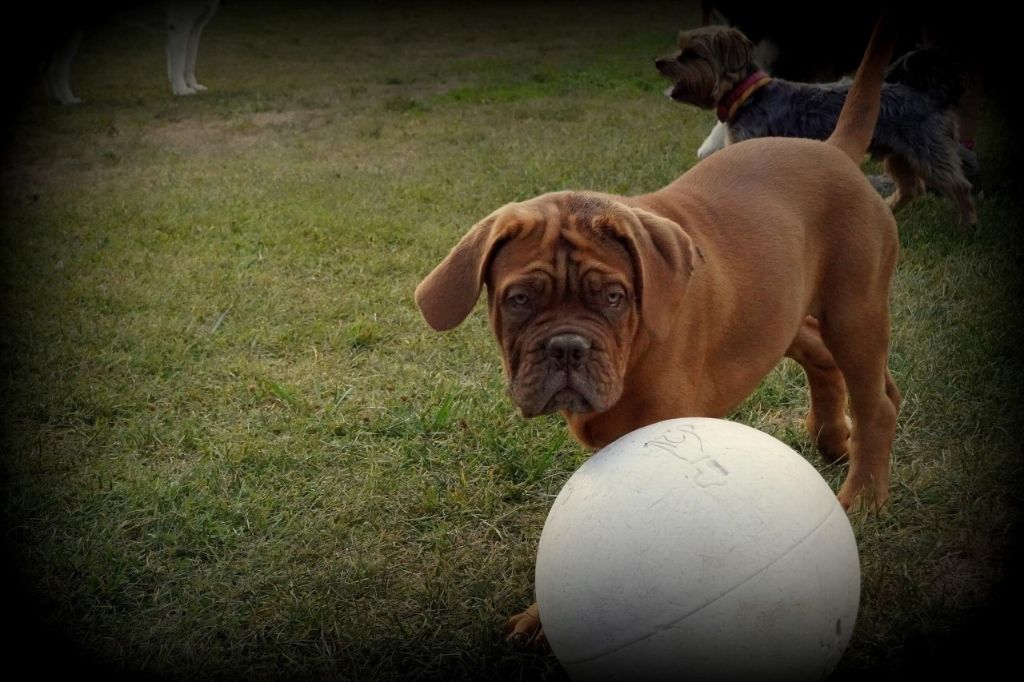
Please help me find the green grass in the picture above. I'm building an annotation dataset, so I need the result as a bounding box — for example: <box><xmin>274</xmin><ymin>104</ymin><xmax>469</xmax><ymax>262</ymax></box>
<box><xmin>2</xmin><ymin>1</ymin><xmax>1022</xmax><ymax>679</ymax></box>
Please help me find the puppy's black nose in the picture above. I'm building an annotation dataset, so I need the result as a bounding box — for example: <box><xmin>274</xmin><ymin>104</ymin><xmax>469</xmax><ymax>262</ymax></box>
<box><xmin>654</xmin><ymin>57</ymin><xmax>668</xmax><ymax>71</ymax></box>
<box><xmin>547</xmin><ymin>334</ymin><xmax>591</xmax><ymax>369</ymax></box>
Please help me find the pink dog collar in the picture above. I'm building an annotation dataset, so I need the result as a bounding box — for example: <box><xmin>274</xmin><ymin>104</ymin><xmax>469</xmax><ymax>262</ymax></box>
<box><xmin>717</xmin><ymin>70</ymin><xmax>772</xmax><ymax>122</ymax></box>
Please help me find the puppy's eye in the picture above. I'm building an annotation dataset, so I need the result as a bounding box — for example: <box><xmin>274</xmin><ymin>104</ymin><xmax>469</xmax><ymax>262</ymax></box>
<box><xmin>679</xmin><ymin>48</ymin><xmax>699</xmax><ymax>61</ymax></box>
<box><xmin>605</xmin><ymin>288</ymin><xmax>626</xmax><ymax>307</ymax></box>
<box><xmin>508</xmin><ymin>291</ymin><xmax>531</xmax><ymax>307</ymax></box>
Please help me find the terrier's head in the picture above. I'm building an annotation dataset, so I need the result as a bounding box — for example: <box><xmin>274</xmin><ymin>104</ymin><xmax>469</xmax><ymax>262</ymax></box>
<box><xmin>655</xmin><ymin>25</ymin><xmax>756</xmax><ymax>108</ymax></box>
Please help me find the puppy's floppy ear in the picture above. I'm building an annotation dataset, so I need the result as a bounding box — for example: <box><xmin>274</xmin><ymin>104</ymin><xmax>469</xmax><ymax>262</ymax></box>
<box><xmin>714</xmin><ymin>27</ymin><xmax>755</xmax><ymax>74</ymax></box>
<box><xmin>415</xmin><ymin>212</ymin><xmax>507</xmax><ymax>331</ymax></box>
<box><xmin>620</xmin><ymin>207</ymin><xmax>696</xmax><ymax>340</ymax></box>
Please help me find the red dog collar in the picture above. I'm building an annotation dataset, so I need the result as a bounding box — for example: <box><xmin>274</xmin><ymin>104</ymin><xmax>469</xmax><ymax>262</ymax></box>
<box><xmin>717</xmin><ymin>71</ymin><xmax>772</xmax><ymax>122</ymax></box>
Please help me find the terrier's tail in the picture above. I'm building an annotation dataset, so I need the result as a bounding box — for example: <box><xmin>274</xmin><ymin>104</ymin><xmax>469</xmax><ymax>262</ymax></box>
<box><xmin>827</xmin><ymin>13</ymin><xmax>898</xmax><ymax>162</ymax></box>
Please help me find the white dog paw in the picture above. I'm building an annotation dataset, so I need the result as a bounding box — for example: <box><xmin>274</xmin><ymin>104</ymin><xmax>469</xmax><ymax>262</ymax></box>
<box><xmin>697</xmin><ymin>121</ymin><xmax>728</xmax><ymax>159</ymax></box>
<box><xmin>697</xmin><ymin>139</ymin><xmax>720</xmax><ymax>159</ymax></box>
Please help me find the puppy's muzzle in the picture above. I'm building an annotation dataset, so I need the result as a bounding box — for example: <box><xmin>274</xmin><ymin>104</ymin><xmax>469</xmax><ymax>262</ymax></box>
<box><xmin>512</xmin><ymin>331</ymin><xmax>608</xmax><ymax>418</ymax></box>
<box><xmin>546</xmin><ymin>333</ymin><xmax>591</xmax><ymax>370</ymax></box>
<box><xmin>536</xmin><ymin>332</ymin><xmax>599</xmax><ymax>415</ymax></box>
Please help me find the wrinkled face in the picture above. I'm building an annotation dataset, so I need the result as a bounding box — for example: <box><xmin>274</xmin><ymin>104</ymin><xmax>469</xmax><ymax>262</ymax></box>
<box><xmin>484</xmin><ymin>204</ymin><xmax>641</xmax><ymax>418</ymax></box>
<box><xmin>655</xmin><ymin>26</ymin><xmax>753</xmax><ymax>108</ymax></box>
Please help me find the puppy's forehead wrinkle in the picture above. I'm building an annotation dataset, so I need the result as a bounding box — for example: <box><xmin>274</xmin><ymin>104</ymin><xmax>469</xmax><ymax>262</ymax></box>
<box><xmin>543</xmin><ymin>201</ymin><xmax>565</xmax><ymax>247</ymax></box>
<box><xmin>494</xmin><ymin>194</ymin><xmax>635</xmax><ymax>295</ymax></box>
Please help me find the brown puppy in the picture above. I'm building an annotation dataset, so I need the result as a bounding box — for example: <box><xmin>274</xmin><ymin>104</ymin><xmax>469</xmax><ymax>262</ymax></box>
<box><xmin>416</xmin><ymin>18</ymin><xmax>900</xmax><ymax>644</ymax></box>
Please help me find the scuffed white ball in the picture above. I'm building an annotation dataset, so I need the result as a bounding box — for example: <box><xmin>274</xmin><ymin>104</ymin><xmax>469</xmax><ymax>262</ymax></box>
<box><xmin>536</xmin><ymin>418</ymin><xmax>859</xmax><ymax>681</ymax></box>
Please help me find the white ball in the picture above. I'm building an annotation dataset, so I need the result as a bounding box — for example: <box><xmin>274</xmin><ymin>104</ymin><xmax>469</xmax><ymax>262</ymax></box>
<box><xmin>536</xmin><ymin>418</ymin><xmax>859</xmax><ymax>682</ymax></box>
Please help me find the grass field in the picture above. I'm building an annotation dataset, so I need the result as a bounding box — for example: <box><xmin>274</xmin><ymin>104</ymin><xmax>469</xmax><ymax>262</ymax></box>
<box><xmin>2</xmin><ymin>1</ymin><xmax>1022</xmax><ymax>679</ymax></box>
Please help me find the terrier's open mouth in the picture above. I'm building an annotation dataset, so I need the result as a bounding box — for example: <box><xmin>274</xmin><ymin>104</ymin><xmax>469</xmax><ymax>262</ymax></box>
<box><xmin>664</xmin><ymin>83</ymin><xmax>687</xmax><ymax>101</ymax></box>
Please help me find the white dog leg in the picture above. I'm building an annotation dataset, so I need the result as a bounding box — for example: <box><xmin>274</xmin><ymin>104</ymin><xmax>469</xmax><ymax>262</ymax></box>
<box><xmin>42</xmin><ymin>29</ymin><xmax>84</xmax><ymax>105</ymax></box>
<box><xmin>167</xmin><ymin>2</ymin><xmax>217</xmax><ymax>95</ymax></box>
<box><xmin>167</xmin><ymin>5</ymin><xmax>195</xmax><ymax>95</ymax></box>
<box><xmin>697</xmin><ymin>120</ymin><xmax>728</xmax><ymax>159</ymax></box>
<box><xmin>184</xmin><ymin>0</ymin><xmax>219</xmax><ymax>91</ymax></box>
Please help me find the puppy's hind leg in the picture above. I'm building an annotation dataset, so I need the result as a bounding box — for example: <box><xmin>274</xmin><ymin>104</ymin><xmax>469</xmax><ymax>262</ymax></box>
<box><xmin>819</xmin><ymin>298</ymin><xmax>900</xmax><ymax>513</ymax></box>
<box><xmin>786</xmin><ymin>316</ymin><xmax>850</xmax><ymax>463</ymax></box>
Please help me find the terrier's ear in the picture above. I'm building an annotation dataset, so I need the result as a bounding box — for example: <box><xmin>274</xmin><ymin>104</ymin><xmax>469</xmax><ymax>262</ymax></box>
<box><xmin>714</xmin><ymin>27</ymin><xmax>755</xmax><ymax>75</ymax></box>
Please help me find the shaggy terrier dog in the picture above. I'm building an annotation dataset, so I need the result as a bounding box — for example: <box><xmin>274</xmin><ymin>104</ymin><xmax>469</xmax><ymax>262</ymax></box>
<box><xmin>656</xmin><ymin>25</ymin><xmax>977</xmax><ymax>225</ymax></box>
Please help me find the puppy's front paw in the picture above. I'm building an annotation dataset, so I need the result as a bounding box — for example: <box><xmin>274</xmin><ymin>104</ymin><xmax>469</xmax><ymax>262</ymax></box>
<box><xmin>505</xmin><ymin>602</ymin><xmax>548</xmax><ymax>650</ymax></box>
<box><xmin>837</xmin><ymin>476</ymin><xmax>890</xmax><ymax>515</ymax></box>
<box><xmin>807</xmin><ymin>413</ymin><xmax>851</xmax><ymax>464</ymax></box>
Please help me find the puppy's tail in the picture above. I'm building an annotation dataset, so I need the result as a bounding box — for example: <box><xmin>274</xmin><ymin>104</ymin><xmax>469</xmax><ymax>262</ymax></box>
<box><xmin>827</xmin><ymin>13</ymin><xmax>898</xmax><ymax>163</ymax></box>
